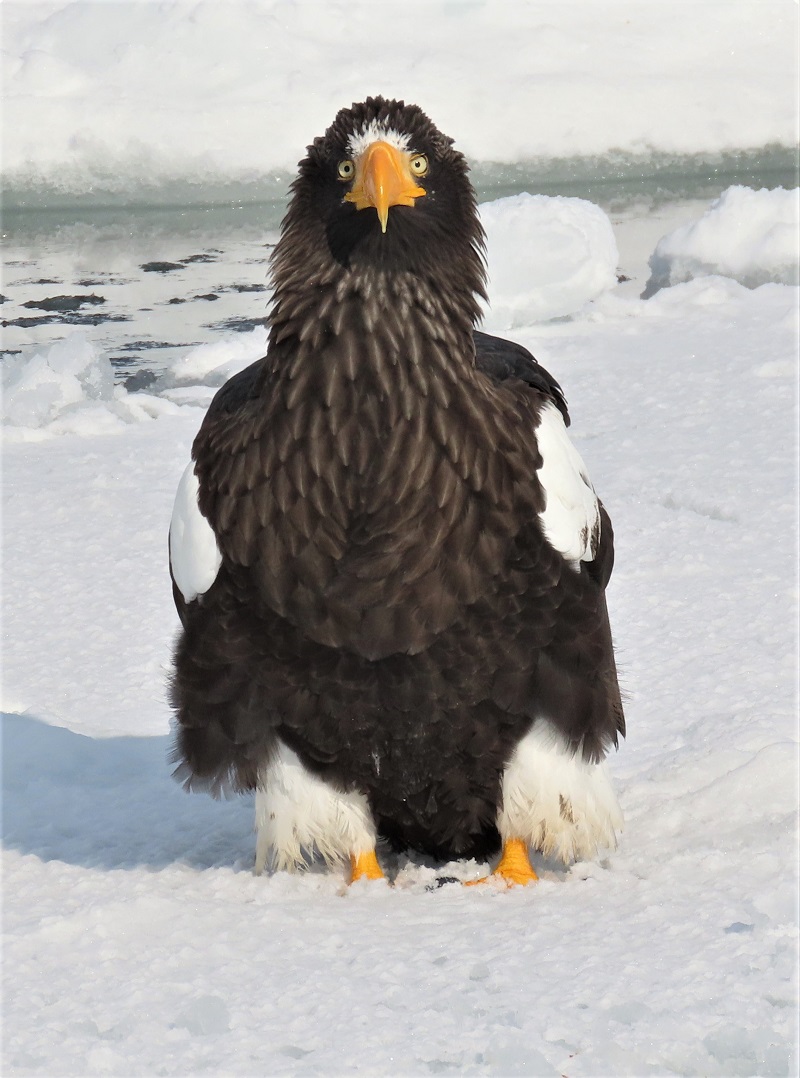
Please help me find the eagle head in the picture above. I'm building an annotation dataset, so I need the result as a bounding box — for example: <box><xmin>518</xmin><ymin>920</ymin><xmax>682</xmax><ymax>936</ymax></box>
<box><xmin>273</xmin><ymin>97</ymin><xmax>487</xmax><ymax>318</ymax></box>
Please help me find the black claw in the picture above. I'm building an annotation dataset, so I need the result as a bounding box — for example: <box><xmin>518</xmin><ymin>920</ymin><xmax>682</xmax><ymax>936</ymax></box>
<box><xmin>426</xmin><ymin>875</ymin><xmax>461</xmax><ymax>891</ymax></box>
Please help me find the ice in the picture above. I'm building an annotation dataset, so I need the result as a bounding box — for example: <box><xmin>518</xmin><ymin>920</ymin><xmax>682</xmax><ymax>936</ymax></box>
<box><xmin>1</xmin><ymin>332</ymin><xmax>182</xmax><ymax>440</ymax></box>
<box><xmin>645</xmin><ymin>185</ymin><xmax>800</xmax><ymax>295</ymax></box>
<box><xmin>1</xmin><ymin>333</ymin><xmax>114</xmax><ymax>427</ymax></box>
<box><xmin>173</xmin><ymin>995</ymin><xmax>230</xmax><ymax>1037</ymax></box>
<box><xmin>702</xmin><ymin>1026</ymin><xmax>793</xmax><ymax>1078</ymax></box>
<box><xmin>480</xmin><ymin>194</ymin><xmax>618</xmax><ymax>326</ymax></box>
<box><xmin>165</xmin><ymin>326</ymin><xmax>268</xmax><ymax>388</ymax></box>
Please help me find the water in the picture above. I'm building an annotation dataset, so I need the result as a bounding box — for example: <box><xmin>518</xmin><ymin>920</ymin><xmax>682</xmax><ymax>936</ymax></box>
<box><xmin>3</xmin><ymin>148</ymin><xmax>797</xmax><ymax>383</ymax></box>
<box><xmin>2</xmin><ymin>209</ymin><xmax>276</xmax><ymax>382</ymax></box>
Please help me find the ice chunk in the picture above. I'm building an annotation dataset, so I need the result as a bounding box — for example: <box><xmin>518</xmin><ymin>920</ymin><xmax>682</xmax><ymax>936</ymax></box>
<box><xmin>173</xmin><ymin>995</ymin><xmax>230</xmax><ymax>1036</ymax></box>
<box><xmin>2</xmin><ymin>333</ymin><xmax>115</xmax><ymax>429</ymax></box>
<box><xmin>1</xmin><ymin>332</ymin><xmax>181</xmax><ymax>437</ymax></box>
<box><xmin>165</xmin><ymin>326</ymin><xmax>269</xmax><ymax>387</ymax></box>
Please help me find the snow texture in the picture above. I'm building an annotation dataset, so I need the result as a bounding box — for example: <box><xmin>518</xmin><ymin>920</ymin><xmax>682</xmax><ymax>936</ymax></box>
<box><xmin>645</xmin><ymin>186</ymin><xmax>800</xmax><ymax>296</ymax></box>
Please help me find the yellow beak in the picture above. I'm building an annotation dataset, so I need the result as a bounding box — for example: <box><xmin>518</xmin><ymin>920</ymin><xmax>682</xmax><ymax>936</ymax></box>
<box><xmin>344</xmin><ymin>141</ymin><xmax>426</xmax><ymax>233</ymax></box>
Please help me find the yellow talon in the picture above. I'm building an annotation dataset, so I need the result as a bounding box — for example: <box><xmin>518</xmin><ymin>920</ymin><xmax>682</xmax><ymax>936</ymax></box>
<box><xmin>349</xmin><ymin>849</ymin><xmax>385</xmax><ymax>883</ymax></box>
<box><xmin>466</xmin><ymin>838</ymin><xmax>538</xmax><ymax>887</ymax></box>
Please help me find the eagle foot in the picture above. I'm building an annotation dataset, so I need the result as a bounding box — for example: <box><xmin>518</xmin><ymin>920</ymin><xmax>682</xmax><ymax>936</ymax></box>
<box><xmin>466</xmin><ymin>838</ymin><xmax>539</xmax><ymax>887</ymax></box>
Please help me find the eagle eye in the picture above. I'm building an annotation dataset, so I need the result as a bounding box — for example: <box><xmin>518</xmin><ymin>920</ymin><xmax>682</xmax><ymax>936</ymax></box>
<box><xmin>338</xmin><ymin>160</ymin><xmax>355</xmax><ymax>180</ymax></box>
<box><xmin>409</xmin><ymin>154</ymin><xmax>429</xmax><ymax>177</ymax></box>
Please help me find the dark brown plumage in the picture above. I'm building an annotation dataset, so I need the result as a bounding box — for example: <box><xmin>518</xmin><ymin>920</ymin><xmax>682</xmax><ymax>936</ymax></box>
<box><xmin>168</xmin><ymin>97</ymin><xmax>624</xmax><ymax>876</ymax></box>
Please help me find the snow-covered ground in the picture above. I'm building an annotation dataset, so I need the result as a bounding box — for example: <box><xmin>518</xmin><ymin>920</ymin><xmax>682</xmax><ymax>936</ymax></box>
<box><xmin>2</xmin><ymin>3</ymin><xmax>799</xmax><ymax>1076</ymax></box>
<box><xmin>3</xmin><ymin>193</ymin><xmax>798</xmax><ymax>1078</ymax></box>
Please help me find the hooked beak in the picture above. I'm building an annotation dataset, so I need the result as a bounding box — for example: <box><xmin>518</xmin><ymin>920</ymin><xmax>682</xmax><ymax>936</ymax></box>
<box><xmin>344</xmin><ymin>141</ymin><xmax>426</xmax><ymax>233</ymax></box>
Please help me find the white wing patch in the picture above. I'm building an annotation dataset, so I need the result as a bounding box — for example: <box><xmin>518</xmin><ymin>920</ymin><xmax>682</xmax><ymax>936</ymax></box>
<box><xmin>536</xmin><ymin>400</ymin><xmax>601</xmax><ymax>567</ymax></box>
<box><xmin>169</xmin><ymin>462</ymin><xmax>222</xmax><ymax>603</ymax></box>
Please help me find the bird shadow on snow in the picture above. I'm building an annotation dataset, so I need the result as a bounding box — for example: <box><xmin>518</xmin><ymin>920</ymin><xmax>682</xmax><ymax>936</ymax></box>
<box><xmin>1</xmin><ymin>711</ymin><xmax>255</xmax><ymax>872</ymax></box>
<box><xmin>1</xmin><ymin>712</ymin><xmax>576</xmax><ymax>886</ymax></box>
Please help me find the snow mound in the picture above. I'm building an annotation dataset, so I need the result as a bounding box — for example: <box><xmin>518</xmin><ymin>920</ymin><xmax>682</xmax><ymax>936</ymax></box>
<box><xmin>480</xmin><ymin>194</ymin><xmax>618</xmax><ymax>327</ymax></box>
<box><xmin>1</xmin><ymin>334</ymin><xmax>179</xmax><ymax>439</ymax></box>
<box><xmin>644</xmin><ymin>185</ymin><xmax>800</xmax><ymax>296</ymax></box>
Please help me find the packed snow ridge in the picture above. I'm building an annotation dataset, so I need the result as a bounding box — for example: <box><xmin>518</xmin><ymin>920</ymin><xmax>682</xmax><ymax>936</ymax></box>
<box><xmin>3</xmin><ymin>1</ymin><xmax>797</xmax><ymax>191</ymax></box>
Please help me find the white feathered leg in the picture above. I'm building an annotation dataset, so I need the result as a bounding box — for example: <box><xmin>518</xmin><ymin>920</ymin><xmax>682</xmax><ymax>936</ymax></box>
<box><xmin>254</xmin><ymin>741</ymin><xmax>378</xmax><ymax>875</ymax></box>
<box><xmin>497</xmin><ymin>719</ymin><xmax>623</xmax><ymax>865</ymax></box>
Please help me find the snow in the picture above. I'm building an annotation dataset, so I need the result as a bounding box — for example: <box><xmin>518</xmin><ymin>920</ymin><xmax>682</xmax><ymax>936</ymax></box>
<box><xmin>165</xmin><ymin>327</ymin><xmax>269</xmax><ymax>388</ymax></box>
<box><xmin>3</xmin><ymin>2</ymin><xmax>799</xmax><ymax>1074</ymax></box>
<box><xmin>645</xmin><ymin>186</ymin><xmax>800</xmax><ymax>296</ymax></box>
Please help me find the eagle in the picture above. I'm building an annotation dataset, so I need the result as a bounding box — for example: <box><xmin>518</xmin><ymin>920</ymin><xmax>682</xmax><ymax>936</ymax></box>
<box><xmin>168</xmin><ymin>97</ymin><xmax>624</xmax><ymax>887</ymax></box>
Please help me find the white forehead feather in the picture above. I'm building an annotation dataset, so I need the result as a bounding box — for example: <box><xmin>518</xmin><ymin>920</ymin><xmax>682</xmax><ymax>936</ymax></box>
<box><xmin>347</xmin><ymin>120</ymin><xmax>412</xmax><ymax>157</ymax></box>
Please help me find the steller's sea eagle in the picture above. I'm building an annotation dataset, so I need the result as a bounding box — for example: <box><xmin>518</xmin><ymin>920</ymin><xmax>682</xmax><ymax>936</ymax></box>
<box><xmin>168</xmin><ymin>97</ymin><xmax>625</xmax><ymax>886</ymax></box>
